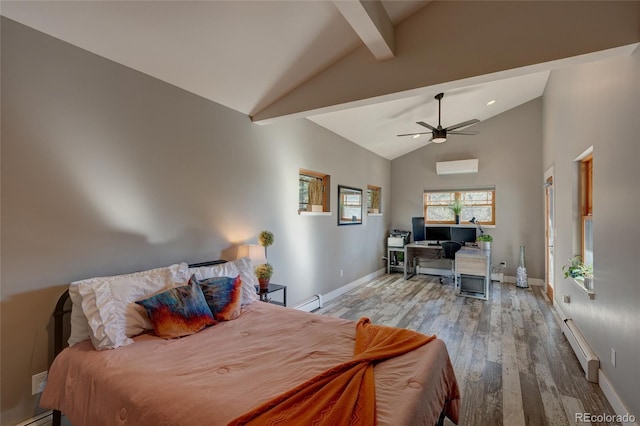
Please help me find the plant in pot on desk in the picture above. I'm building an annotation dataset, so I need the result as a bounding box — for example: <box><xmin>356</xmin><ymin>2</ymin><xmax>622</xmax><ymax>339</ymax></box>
<box><xmin>449</xmin><ymin>199</ymin><xmax>464</xmax><ymax>224</ymax></box>
<box><xmin>255</xmin><ymin>263</ymin><xmax>273</xmax><ymax>290</ymax></box>
<box><xmin>476</xmin><ymin>234</ymin><xmax>493</xmax><ymax>250</ymax></box>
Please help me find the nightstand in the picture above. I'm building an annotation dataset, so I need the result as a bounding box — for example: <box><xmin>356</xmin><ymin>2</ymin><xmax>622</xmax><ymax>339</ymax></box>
<box><xmin>257</xmin><ymin>283</ymin><xmax>287</xmax><ymax>307</ymax></box>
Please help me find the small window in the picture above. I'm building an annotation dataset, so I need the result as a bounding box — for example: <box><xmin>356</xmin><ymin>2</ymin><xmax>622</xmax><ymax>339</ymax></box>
<box><xmin>423</xmin><ymin>189</ymin><xmax>495</xmax><ymax>225</ymax></box>
<box><xmin>367</xmin><ymin>185</ymin><xmax>381</xmax><ymax>214</ymax></box>
<box><xmin>581</xmin><ymin>155</ymin><xmax>593</xmax><ymax>265</ymax></box>
<box><xmin>299</xmin><ymin>169</ymin><xmax>330</xmax><ymax>213</ymax></box>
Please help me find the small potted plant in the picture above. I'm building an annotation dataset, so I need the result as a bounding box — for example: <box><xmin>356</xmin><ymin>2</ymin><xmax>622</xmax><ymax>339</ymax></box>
<box><xmin>476</xmin><ymin>234</ymin><xmax>493</xmax><ymax>250</ymax></box>
<box><xmin>258</xmin><ymin>230</ymin><xmax>274</xmax><ymax>257</ymax></box>
<box><xmin>563</xmin><ymin>256</ymin><xmax>593</xmax><ymax>289</ymax></box>
<box><xmin>449</xmin><ymin>199</ymin><xmax>464</xmax><ymax>224</ymax></box>
<box><xmin>370</xmin><ymin>190</ymin><xmax>380</xmax><ymax>214</ymax></box>
<box><xmin>307</xmin><ymin>179</ymin><xmax>323</xmax><ymax>212</ymax></box>
<box><xmin>255</xmin><ymin>263</ymin><xmax>273</xmax><ymax>290</ymax></box>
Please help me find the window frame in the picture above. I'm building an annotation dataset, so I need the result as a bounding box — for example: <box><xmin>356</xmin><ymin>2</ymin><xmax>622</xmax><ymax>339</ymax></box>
<box><xmin>367</xmin><ymin>185</ymin><xmax>381</xmax><ymax>214</ymax></box>
<box><xmin>299</xmin><ymin>169</ymin><xmax>330</xmax><ymax>213</ymax></box>
<box><xmin>337</xmin><ymin>185</ymin><xmax>363</xmax><ymax>225</ymax></box>
<box><xmin>580</xmin><ymin>155</ymin><xmax>593</xmax><ymax>265</ymax></box>
<box><xmin>423</xmin><ymin>188</ymin><xmax>496</xmax><ymax>225</ymax></box>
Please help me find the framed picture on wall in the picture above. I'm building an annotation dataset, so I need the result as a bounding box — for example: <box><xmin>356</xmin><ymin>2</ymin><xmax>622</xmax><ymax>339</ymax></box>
<box><xmin>338</xmin><ymin>185</ymin><xmax>363</xmax><ymax>225</ymax></box>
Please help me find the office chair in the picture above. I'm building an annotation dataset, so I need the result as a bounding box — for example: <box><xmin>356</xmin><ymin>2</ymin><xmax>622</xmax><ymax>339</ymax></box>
<box><xmin>439</xmin><ymin>241</ymin><xmax>462</xmax><ymax>284</ymax></box>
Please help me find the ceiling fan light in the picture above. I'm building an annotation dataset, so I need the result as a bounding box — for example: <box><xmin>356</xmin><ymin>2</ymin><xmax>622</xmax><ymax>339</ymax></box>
<box><xmin>432</xmin><ymin>128</ymin><xmax>447</xmax><ymax>143</ymax></box>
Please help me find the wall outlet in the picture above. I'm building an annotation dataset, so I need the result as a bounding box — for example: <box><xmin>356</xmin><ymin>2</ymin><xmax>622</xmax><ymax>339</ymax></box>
<box><xmin>340</xmin><ymin>269</ymin><xmax>344</xmax><ymax>277</ymax></box>
<box><xmin>611</xmin><ymin>348</ymin><xmax>616</xmax><ymax>367</ymax></box>
<box><xmin>32</xmin><ymin>371</ymin><xmax>48</xmax><ymax>395</ymax></box>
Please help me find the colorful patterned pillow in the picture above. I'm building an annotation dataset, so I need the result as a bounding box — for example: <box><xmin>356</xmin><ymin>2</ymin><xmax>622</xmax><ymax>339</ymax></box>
<box><xmin>188</xmin><ymin>258</ymin><xmax>258</xmax><ymax>306</ymax></box>
<box><xmin>190</xmin><ymin>275</ymin><xmax>243</xmax><ymax>321</ymax></box>
<box><xmin>136</xmin><ymin>283</ymin><xmax>216</xmax><ymax>339</ymax></box>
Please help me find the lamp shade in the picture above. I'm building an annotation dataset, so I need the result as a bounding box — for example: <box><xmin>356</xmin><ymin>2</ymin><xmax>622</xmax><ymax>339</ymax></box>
<box><xmin>238</xmin><ymin>244</ymin><xmax>266</xmax><ymax>266</ymax></box>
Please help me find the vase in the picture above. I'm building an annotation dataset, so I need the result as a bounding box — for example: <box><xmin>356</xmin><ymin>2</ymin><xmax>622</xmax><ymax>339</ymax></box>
<box><xmin>455</xmin><ymin>214</ymin><xmax>460</xmax><ymax>224</ymax></box>
<box><xmin>584</xmin><ymin>277</ymin><xmax>593</xmax><ymax>291</ymax></box>
<box><xmin>516</xmin><ymin>245</ymin><xmax>529</xmax><ymax>288</ymax></box>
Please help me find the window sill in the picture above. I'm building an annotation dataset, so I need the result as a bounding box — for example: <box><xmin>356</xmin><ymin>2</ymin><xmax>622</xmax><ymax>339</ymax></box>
<box><xmin>298</xmin><ymin>211</ymin><xmax>332</xmax><ymax>216</ymax></box>
<box><xmin>570</xmin><ymin>277</ymin><xmax>595</xmax><ymax>300</ymax></box>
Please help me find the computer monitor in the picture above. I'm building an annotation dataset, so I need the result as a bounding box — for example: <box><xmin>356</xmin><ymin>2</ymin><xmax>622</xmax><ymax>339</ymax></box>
<box><xmin>411</xmin><ymin>217</ymin><xmax>425</xmax><ymax>242</ymax></box>
<box><xmin>450</xmin><ymin>227</ymin><xmax>477</xmax><ymax>244</ymax></box>
<box><xmin>425</xmin><ymin>226</ymin><xmax>451</xmax><ymax>243</ymax></box>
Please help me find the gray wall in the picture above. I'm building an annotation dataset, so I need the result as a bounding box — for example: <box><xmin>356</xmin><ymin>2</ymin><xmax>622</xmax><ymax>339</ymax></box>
<box><xmin>0</xmin><ymin>18</ymin><xmax>390</xmax><ymax>424</ymax></box>
<box><xmin>542</xmin><ymin>48</ymin><xmax>640</xmax><ymax>418</ymax></box>
<box><xmin>390</xmin><ymin>99</ymin><xmax>545</xmax><ymax>279</ymax></box>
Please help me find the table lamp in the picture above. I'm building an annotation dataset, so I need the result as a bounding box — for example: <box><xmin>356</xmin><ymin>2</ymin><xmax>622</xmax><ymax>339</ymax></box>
<box><xmin>469</xmin><ymin>217</ymin><xmax>484</xmax><ymax>235</ymax></box>
<box><xmin>238</xmin><ymin>244</ymin><xmax>266</xmax><ymax>266</ymax></box>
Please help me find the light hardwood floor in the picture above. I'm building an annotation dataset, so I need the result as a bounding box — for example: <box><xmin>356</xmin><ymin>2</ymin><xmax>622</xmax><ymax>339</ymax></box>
<box><xmin>316</xmin><ymin>273</ymin><xmax>619</xmax><ymax>426</ymax></box>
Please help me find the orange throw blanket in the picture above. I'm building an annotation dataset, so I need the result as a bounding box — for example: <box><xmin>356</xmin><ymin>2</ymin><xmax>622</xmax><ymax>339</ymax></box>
<box><xmin>228</xmin><ymin>318</ymin><xmax>436</xmax><ymax>426</ymax></box>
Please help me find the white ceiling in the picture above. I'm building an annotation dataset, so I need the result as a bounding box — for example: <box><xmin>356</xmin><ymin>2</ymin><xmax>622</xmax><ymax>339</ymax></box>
<box><xmin>307</xmin><ymin>72</ymin><xmax>550</xmax><ymax>159</ymax></box>
<box><xmin>1</xmin><ymin>1</ymin><xmax>632</xmax><ymax>160</ymax></box>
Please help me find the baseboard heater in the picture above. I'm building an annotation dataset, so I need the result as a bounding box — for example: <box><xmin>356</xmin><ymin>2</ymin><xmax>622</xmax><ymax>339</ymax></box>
<box><xmin>15</xmin><ymin>411</ymin><xmax>52</xmax><ymax>426</ymax></box>
<box><xmin>292</xmin><ymin>294</ymin><xmax>322</xmax><ymax>312</ymax></box>
<box><xmin>562</xmin><ymin>319</ymin><xmax>599</xmax><ymax>383</ymax></box>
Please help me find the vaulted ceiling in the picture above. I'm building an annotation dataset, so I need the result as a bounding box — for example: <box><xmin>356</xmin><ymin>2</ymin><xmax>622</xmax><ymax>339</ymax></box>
<box><xmin>3</xmin><ymin>1</ymin><xmax>639</xmax><ymax>159</ymax></box>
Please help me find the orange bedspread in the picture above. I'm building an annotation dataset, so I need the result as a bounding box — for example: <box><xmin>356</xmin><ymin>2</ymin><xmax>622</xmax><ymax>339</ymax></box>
<box><xmin>41</xmin><ymin>302</ymin><xmax>459</xmax><ymax>425</ymax></box>
<box><xmin>229</xmin><ymin>318</ymin><xmax>436</xmax><ymax>425</ymax></box>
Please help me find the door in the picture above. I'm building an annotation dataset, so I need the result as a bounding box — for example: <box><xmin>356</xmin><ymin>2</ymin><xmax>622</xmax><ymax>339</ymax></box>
<box><xmin>544</xmin><ymin>174</ymin><xmax>555</xmax><ymax>302</ymax></box>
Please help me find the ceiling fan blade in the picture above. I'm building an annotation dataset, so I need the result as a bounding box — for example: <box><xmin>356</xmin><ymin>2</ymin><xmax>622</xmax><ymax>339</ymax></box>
<box><xmin>416</xmin><ymin>121</ymin><xmax>437</xmax><ymax>131</ymax></box>
<box><xmin>446</xmin><ymin>119</ymin><xmax>480</xmax><ymax>131</ymax></box>
<box><xmin>448</xmin><ymin>131</ymin><xmax>479</xmax><ymax>135</ymax></box>
<box><xmin>397</xmin><ymin>132</ymin><xmax>431</xmax><ymax>137</ymax></box>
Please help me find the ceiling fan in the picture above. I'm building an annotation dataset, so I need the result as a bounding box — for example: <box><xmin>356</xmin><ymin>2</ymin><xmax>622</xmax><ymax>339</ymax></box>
<box><xmin>397</xmin><ymin>93</ymin><xmax>480</xmax><ymax>143</ymax></box>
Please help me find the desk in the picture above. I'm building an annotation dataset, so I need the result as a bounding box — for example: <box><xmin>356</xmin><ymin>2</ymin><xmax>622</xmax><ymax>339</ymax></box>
<box><xmin>403</xmin><ymin>243</ymin><xmax>444</xmax><ymax>280</ymax></box>
<box><xmin>455</xmin><ymin>248</ymin><xmax>490</xmax><ymax>300</ymax></box>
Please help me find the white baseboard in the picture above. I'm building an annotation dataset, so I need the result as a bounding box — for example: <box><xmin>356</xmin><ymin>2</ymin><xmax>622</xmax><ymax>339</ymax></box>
<box><xmin>503</xmin><ymin>275</ymin><xmax>544</xmax><ymax>286</ymax></box>
<box><xmin>552</xmin><ymin>301</ymin><xmax>637</xmax><ymax>425</ymax></box>
<box><xmin>598</xmin><ymin>370</ymin><xmax>638</xmax><ymax>426</ymax></box>
<box><xmin>322</xmin><ymin>268</ymin><xmax>385</xmax><ymax>305</ymax></box>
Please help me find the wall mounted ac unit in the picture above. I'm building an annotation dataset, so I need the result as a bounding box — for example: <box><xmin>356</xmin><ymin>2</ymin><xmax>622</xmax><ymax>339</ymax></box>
<box><xmin>436</xmin><ymin>159</ymin><xmax>479</xmax><ymax>175</ymax></box>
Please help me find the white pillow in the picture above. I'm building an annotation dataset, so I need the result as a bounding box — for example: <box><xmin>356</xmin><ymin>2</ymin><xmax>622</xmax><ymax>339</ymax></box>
<box><xmin>68</xmin><ymin>284</ymin><xmax>92</xmax><ymax>346</ymax></box>
<box><xmin>189</xmin><ymin>258</ymin><xmax>258</xmax><ymax>305</ymax></box>
<box><xmin>73</xmin><ymin>263</ymin><xmax>190</xmax><ymax>350</ymax></box>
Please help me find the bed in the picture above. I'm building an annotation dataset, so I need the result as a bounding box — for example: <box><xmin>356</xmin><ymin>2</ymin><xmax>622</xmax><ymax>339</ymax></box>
<box><xmin>41</xmin><ymin>260</ymin><xmax>460</xmax><ymax>426</ymax></box>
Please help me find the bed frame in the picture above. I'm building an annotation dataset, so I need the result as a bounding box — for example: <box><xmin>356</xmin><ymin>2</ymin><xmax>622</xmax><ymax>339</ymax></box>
<box><xmin>50</xmin><ymin>259</ymin><xmax>450</xmax><ymax>426</ymax></box>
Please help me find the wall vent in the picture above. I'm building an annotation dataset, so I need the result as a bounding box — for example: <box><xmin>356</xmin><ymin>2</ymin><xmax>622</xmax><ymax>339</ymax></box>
<box><xmin>436</xmin><ymin>159</ymin><xmax>479</xmax><ymax>175</ymax></box>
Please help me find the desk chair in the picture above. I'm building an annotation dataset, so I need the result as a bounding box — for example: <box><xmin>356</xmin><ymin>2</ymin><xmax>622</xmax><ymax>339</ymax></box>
<box><xmin>439</xmin><ymin>241</ymin><xmax>462</xmax><ymax>284</ymax></box>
